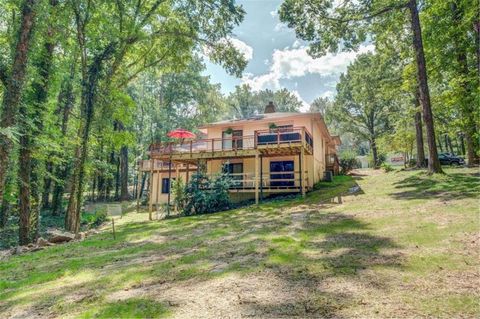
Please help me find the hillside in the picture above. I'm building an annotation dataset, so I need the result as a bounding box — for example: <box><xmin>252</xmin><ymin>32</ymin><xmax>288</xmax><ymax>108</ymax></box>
<box><xmin>1</xmin><ymin>167</ymin><xmax>479</xmax><ymax>318</ymax></box>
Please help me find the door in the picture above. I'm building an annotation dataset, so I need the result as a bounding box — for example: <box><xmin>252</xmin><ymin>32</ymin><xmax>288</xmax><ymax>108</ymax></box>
<box><xmin>270</xmin><ymin>160</ymin><xmax>294</xmax><ymax>187</ymax></box>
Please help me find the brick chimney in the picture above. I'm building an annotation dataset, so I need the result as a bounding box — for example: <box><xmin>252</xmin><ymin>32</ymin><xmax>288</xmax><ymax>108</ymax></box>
<box><xmin>264</xmin><ymin>101</ymin><xmax>276</xmax><ymax>113</ymax></box>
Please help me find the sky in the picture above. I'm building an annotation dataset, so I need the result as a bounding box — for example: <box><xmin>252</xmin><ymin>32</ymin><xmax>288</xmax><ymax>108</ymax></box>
<box><xmin>203</xmin><ymin>0</ymin><xmax>373</xmax><ymax>112</ymax></box>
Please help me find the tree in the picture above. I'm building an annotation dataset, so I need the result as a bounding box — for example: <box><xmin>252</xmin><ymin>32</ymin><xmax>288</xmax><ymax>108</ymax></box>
<box><xmin>333</xmin><ymin>53</ymin><xmax>395</xmax><ymax>168</ymax></box>
<box><xmin>227</xmin><ymin>85</ymin><xmax>303</xmax><ymax>118</ymax></box>
<box><xmin>279</xmin><ymin>0</ymin><xmax>443</xmax><ymax>173</ymax></box>
<box><xmin>0</xmin><ymin>0</ymin><xmax>39</xmax><ymax>208</ymax></box>
<box><xmin>309</xmin><ymin>97</ymin><xmax>333</xmax><ymax>116</ymax></box>
<box><xmin>422</xmin><ymin>0</ymin><xmax>479</xmax><ymax>165</ymax></box>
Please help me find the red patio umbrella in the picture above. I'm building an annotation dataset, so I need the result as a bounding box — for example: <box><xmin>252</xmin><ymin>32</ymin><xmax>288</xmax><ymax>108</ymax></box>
<box><xmin>167</xmin><ymin>128</ymin><xmax>196</xmax><ymax>139</ymax></box>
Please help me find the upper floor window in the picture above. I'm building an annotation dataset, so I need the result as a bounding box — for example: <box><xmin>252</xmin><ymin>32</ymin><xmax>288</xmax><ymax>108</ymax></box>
<box><xmin>222</xmin><ymin>130</ymin><xmax>243</xmax><ymax>150</ymax></box>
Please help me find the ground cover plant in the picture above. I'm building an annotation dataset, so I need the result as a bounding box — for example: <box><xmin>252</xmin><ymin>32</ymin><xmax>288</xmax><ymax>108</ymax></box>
<box><xmin>0</xmin><ymin>167</ymin><xmax>478</xmax><ymax>318</ymax></box>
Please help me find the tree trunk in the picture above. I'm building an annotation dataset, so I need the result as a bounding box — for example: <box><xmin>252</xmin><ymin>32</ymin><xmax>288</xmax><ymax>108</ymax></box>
<box><xmin>408</xmin><ymin>0</ymin><xmax>443</xmax><ymax>173</ymax></box>
<box><xmin>51</xmin><ymin>65</ymin><xmax>75</xmax><ymax>215</ymax></box>
<box><xmin>28</xmin><ymin>4</ymin><xmax>58</xmax><ymax>241</ymax></box>
<box><xmin>42</xmin><ymin>161</ymin><xmax>53</xmax><ymax>208</ymax></box>
<box><xmin>459</xmin><ymin>134</ymin><xmax>465</xmax><ymax>155</ymax></box>
<box><xmin>18</xmin><ymin>133</ymin><xmax>32</xmax><ymax>245</ymax></box>
<box><xmin>371</xmin><ymin>138</ymin><xmax>379</xmax><ymax>168</ymax></box>
<box><xmin>65</xmin><ymin>43</ymin><xmax>117</xmax><ymax>233</ymax></box>
<box><xmin>0</xmin><ymin>0</ymin><xmax>38</xmax><ymax>205</ymax></box>
<box><xmin>115</xmin><ymin>154</ymin><xmax>120</xmax><ymax>200</ymax></box>
<box><xmin>465</xmin><ymin>132</ymin><xmax>476</xmax><ymax>166</ymax></box>
<box><xmin>139</xmin><ymin>173</ymin><xmax>147</xmax><ymax>199</ymax></box>
<box><xmin>106</xmin><ymin>152</ymin><xmax>115</xmax><ymax>200</ymax></box>
<box><xmin>0</xmin><ymin>199</ymin><xmax>11</xmax><ymax>228</ymax></box>
<box><xmin>437</xmin><ymin>134</ymin><xmax>444</xmax><ymax>152</ymax></box>
<box><xmin>0</xmin><ymin>170</ymin><xmax>14</xmax><ymax>228</ymax></box>
<box><xmin>120</xmin><ymin>146</ymin><xmax>129</xmax><ymax>201</ymax></box>
<box><xmin>414</xmin><ymin>89</ymin><xmax>425</xmax><ymax>167</ymax></box>
<box><xmin>447</xmin><ymin>135</ymin><xmax>454</xmax><ymax>154</ymax></box>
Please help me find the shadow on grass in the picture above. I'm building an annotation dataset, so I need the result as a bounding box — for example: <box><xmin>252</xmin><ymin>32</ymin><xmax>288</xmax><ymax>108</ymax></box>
<box><xmin>0</xmin><ymin>183</ymin><xmax>402</xmax><ymax>318</ymax></box>
<box><xmin>391</xmin><ymin>171</ymin><xmax>480</xmax><ymax>201</ymax></box>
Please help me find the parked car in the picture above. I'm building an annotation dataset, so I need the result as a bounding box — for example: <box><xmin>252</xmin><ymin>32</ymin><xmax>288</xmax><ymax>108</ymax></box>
<box><xmin>438</xmin><ymin>153</ymin><xmax>465</xmax><ymax>165</ymax></box>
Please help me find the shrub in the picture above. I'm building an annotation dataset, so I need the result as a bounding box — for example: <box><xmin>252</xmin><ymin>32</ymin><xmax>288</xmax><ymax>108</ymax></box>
<box><xmin>368</xmin><ymin>153</ymin><xmax>386</xmax><ymax>168</ymax></box>
<box><xmin>339</xmin><ymin>150</ymin><xmax>360</xmax><ymax>174</ymax></box>
<box><xmin>81</xmin><ymin>208</ymin><xmax>107</xmax><ymax>227</ymax></box>
<box><xmin>171</xmin><ymin>177</ymin><xmax>186</xmax><ymax>212</ymax></box>
<box><xmin>182</xmin><ymin>171</ymin><xmax>233</xmax><ymax>216</ymax></box>
<box><xmin>381</xmin><ymin>162</ymin><xmax>394</xmax><ymax>172</ymax></box>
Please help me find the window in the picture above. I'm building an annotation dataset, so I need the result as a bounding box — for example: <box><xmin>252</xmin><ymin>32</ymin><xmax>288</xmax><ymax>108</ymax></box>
<box><xmin>270</xmin><ymin>161</ymin><xmax>294</xmax><ymax>187</ymax></box>
<box><xmin>222</xmin><ymin>130</ymin><xmax>243</xmax><ymax>150</ymax></box>
<box><xmin>161</xmin><ymin>178</ymin><xmax>175</xmax><ymax>194</ymax></box>
<box><xmin>223</xmin><ymin>162</ymin><xmax>243</xmax><ymax>187</ymax></box>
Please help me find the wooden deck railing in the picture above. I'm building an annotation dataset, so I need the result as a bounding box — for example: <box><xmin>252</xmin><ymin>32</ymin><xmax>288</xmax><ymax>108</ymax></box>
<box><xmin>138</xmin><ymin>159</ymin><xmax>196</xmax><ymax>171</ymax></box>
<box><xmin>148</xmin><ymin>126</ymin><xmax>313</xmax><ymax>157</ymax></box>
<box><xmin>206</xmin><ymin>171</ymin><xmax>307</xmax><ymax>190</ymax></box>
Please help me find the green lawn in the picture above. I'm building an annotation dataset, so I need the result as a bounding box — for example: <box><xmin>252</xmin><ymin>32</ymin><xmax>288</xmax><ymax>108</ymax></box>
<box><xmin>1</xmin><ymin>167</ymin><xmax>479</xmax><ymax>318</ymax></box>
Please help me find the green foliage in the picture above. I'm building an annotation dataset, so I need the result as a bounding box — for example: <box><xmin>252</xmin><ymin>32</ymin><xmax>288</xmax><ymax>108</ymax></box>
<box><xmin>338</xmin><ymin>150</ymin><xmax>360</xmax><ymax>175</ymax></box>
<box><xmin>381</xmin><ymin>162</ymin><xmax>394</xmax><ymax>173</ymax></box>
<box><xmin>226</xmin><ymin>85</ymin><xmax>303</xmax><ymax>119</ymax></box>
<box><xmin>182</xmin><ymin>172</ymin><xmax>233</xmax><ymax>216</ymax></box>
<box><xmin>81</xmin><ymin>208</ymin><xmax>107</xmax><ymax>228</ymax></box>
<box><xmin>171</xmin><ymin>177</ymin><xmax>186</xmax><ymax>212</ymax></box>
<box><xmin>369</xmin><ymin>153</ymin><xmax>386</xmax><ymax>168</ymax></box>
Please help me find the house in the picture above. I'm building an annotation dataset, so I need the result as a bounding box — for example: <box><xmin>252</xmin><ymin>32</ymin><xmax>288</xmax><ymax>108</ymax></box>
<box><xmin>137</xmin><ymin>102</ymin><xmax>340</xmax><ymax>213</ymax></box>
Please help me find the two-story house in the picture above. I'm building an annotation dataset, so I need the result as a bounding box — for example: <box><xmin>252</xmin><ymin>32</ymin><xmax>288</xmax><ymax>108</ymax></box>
<box><xmin>138</xmin><ymin>102</ymin><xmax>340</xmax><ymax>213</ymax></box>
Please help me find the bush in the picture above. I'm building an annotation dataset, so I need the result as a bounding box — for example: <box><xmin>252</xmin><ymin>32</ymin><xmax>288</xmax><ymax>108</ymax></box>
<box><xmin>81</xmin><ymin>208</ymin><xmax>107</xmax><ymax>227</ymax></box>
<box><xmin>369</xmin><ymin>153</ymin><xmax>386</xmax><ymax>168</ymax></box>
<box><xmin>182</xmin><ymin>171</ymin><xmax>233</xmax><ymax>216</ymax></box>
<box><xmin>171</xmin><ymin>177</ymin><xmax>186</xmax><ymax>212</ymax></box>
<box><xmin>381</xmin><ymin>162</ymin><xmax>394</xmax><ymax>172</ymax></box>
<box><xmin>339</xmin><ymin>150</ymin><xmax>360</xmax><ymax>174</ymax></box>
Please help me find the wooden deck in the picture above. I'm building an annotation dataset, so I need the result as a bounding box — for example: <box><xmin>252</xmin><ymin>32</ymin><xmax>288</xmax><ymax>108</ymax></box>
<box><xmin>146</xmin><ymin>126</ymin><xmax>313</xmax><ymax>164</ymax></box>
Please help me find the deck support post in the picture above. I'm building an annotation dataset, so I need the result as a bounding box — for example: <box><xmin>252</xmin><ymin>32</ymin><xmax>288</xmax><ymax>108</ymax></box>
<box><xmin>167</xmin><ymin>160</ymin><xmax>172</xmax><ymax>216</ymax></box>
<box><xmin>148</xmin><ymin>159</ymin><xmax>154</xmax><ymax>219</ymax></box>
<box><xmin>300</xmin><ymin>147</ymin><xmax>305</xmax><ymax>197</ymax></box>
<box><xmin>260</xmin><ymin>154</ymin><xmax>263</xmax><ymax>201</ymax></box>
<box><xmin>255</xmin><ymin>152</ymin><xmax>260</xmax><ymax>204</ymax></box>
<box><xmin>186</xmin><ymin>163</ymin><xmax>190</xmax><ymax>183</ymax></box>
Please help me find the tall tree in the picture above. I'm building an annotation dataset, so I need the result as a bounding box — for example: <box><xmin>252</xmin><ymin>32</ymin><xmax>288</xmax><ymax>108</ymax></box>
<box><xmin>333</xmin><ymin>53</ymin><xmax>395</xmax><ymax>167</ymax></box>
<box><xmin>279</xmin><ymin>0</ymin><xmax>443</xmax><ymax>173</ymax></box>
<box><xmin>64</xmin><ymin>0</ymin><xmax>247</xmax><ymax>233</ymax></box>
<box><xmin>0</xmin><ymin>0</ymin><xmax>39</xmax><ymax>207</ymax></box>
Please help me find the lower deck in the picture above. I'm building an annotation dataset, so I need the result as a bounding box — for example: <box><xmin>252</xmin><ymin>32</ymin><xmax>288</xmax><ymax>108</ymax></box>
<box><xmin>139</xmin><ymin>150</ymin><xmax>320</xmax><ymax>212</ymax></box>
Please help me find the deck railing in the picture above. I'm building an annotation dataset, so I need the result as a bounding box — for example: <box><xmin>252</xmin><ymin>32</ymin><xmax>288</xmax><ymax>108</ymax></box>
<box><xmin>148</xmin><ymin>126</ymin><xmax>313</xmax><ymax>157</ymax></box>
<box><xmin>138</xmin><ymin>159</ymin><xmax>196</xmax><ymax>171</ymax></box>
<box><xmin>207</xmin><ymin>171</ymin><xmax>307</xmax><ymax>190</ymax></box>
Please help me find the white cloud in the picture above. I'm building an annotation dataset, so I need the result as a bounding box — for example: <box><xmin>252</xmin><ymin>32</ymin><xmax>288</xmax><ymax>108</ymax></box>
<box><xmin>291</xmin><ymin>90</ymin><xmax>311</xmax><ymax>112</ymax></box>
<box><xmin>321</xmin><ymin>90</ymin><xmax>335</xmax><ymax>99</ymax></box>
<box><xmin>292</xmin><ymin>40</ymin><xmax>302</xmax><ymax>49</ymax></box>
<box><xmin>242</xmin><ymin>72</ymin><xmax>280</xmax><ymax>91</ymax></box>
<box><xmin>229</xmin><ymin>37</ymin><xmax>253</xmax><ymax>61</ymax></box>
<box><xmin>241</xmin><ymin>44</ymin><xmax>374</xmax><ymax>92</ymax></box>
<box><xmin>273</xmin><ymin>22</ymin><xmax>288</xmax><ymax>32</ymax></box>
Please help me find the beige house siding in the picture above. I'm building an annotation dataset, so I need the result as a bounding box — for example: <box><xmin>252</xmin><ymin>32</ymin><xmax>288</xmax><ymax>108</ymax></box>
<box><xmin>145</xmin><ymin>112</ymin><xmax>338</xmax><ymax>205</ymax></box>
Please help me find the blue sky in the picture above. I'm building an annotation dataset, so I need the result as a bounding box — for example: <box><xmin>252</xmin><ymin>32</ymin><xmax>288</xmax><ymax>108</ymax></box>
<box><xmin>204</xmin><ymin>0</ymin><xmax>373</xmax><ymax>111</ymax></box>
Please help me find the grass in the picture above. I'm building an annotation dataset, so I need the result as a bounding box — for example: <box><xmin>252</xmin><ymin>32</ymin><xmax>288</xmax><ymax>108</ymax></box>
<box><xmin>0</xmin><ymin>167</ymin><xmax>479</xmax><ymax>318</ymax></box>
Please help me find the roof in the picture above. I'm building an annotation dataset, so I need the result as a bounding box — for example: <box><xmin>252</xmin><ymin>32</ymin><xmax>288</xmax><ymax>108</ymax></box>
<box><xmin>199</xmin><ymin>112</ymin><xmax>321</xmax><ymax>129</ymax></box>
